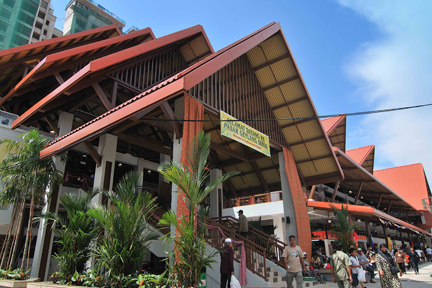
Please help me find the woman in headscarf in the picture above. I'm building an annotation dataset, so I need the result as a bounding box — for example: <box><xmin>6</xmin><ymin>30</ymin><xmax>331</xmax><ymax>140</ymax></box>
<box><xmin>376</xmin><ymin>243</ymin><xmax>402</xmax><ymax>288</ymax></box>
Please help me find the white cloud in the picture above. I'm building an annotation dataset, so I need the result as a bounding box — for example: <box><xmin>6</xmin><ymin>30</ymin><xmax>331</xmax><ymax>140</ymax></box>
<box><xmin>337</xmin><ymin>1</ymin><xmax>432</xmax><ymax>179</ymax></box>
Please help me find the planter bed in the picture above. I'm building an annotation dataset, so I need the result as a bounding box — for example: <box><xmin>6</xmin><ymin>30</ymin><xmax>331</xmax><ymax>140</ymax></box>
<box><xmin>0</xmin><ymin>278</ymin><xmax>40</xmax><ymax>288</ymax></box>
<box><xmin>27</xmin><ymin>283</ymin><xmax>68</xmax><ymax>288</ymax></box>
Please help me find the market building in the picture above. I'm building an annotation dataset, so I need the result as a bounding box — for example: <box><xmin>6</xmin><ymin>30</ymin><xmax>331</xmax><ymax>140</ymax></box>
<box><xmin>0</xmin><ymin>22</ymin><xmax>431</xmax><ymax>287</ymax></box>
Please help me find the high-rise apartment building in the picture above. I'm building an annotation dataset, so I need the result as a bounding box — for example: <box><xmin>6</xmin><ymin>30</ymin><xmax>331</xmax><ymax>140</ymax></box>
<box><xmin>0</xmin><ymin>0</ymin><xmax>62</xmax><ymax>50</ymax></box>
<box><xmin>63</xmin><ymin>0</ymin><xmax>126</xmax><ymax>35</ymax></box>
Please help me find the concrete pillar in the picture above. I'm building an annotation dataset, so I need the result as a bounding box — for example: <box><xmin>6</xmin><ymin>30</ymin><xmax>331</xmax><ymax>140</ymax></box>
<box><xmin>209</xmin><ymin>169</ymin><xmax>222</xmax><ymax>219</ymax></box>
<box><xmin>138</xmin><ymin>158</ymin><xmax>146</xmax><ymax>188</ymax></box>
<box><xmin>170</xmin><ymin>137</ymin><xmax>182</xmax><ymax>218</ymax></box>
<box><xmin>278</xmin><ymin>152</ymin><xmax>297</xmax><ymax>244</ymax></box>
<box><xmin>323</xmin><ymin>239</ymin><xmax>331</xmax><ymax>258</ymax></box>
<box><xmin>91</xmin><ymin>134</ymin><xmax>118</xmax><ymax>206</ymax></box>
<box><xmin>159</xmin><ymin>154</ymin><xmax>171</xmax><ymax>184</ymax></box>
<box><xmin>31</xmin><ymin>112</ymin><xmax>73</xmax><ymax>279</ymax></box>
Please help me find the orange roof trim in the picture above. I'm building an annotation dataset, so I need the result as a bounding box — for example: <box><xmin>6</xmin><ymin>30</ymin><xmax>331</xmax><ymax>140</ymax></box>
<box><xmin>1</xmin><ymin>28</ymin><xmax>155</xmax><ymax>106</ymax></box>
<box><xmin>346</xmin><ymin>145</ymin><xmax>375</xmax><ymax>166</ymax></box>
<box><xmin>0</xmin><ymin>24</ymin><xmax>120</xmax><ymax>61</ymax></box>
<box><xmin>374</xmin><ymin>163</ymin><xmax>431</xmax><ymax>212</ymax></box>
<box><xmin>12</xmin><ymin>25</ymin><xmax>212</xmax><ymax>129</ymax></box>
<box><xmin>321</xmin><ymin>114</ymin><xmax>346</xmax><ymax>135</ymax></box>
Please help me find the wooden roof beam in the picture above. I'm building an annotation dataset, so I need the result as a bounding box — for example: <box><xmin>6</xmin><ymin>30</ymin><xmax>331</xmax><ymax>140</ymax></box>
<box><xmin>263</xmin><ymin>75</ymin><xmax>299</xmax><ymax>92</ymax></box>
<box><xmin>92</xmin><ymin>82</ymin><xmax>114</xmax><ymax>110</ymax></box>
<box><xmin>160</xmin><ymin>102</ymin><xmax>181</xmax><ymax>136</ymax></box>
<box><xmin>83</xmin><ymin>141</ymin><xmax>101</xmax><ymax>167</ymax></box>
<box><xmin>280</xmin><ymin>117</ymin><xmax>314</xmax><ymax>129</ymax></box>
<box><xmin>116</xmin><ymin>133</ymin><xmax>173</xmax><ymax>156</ymax></box>
<box><xmin>253</xmin><ymin>53</ymin><xmax>291</xmax><ymax>71</ymax></box>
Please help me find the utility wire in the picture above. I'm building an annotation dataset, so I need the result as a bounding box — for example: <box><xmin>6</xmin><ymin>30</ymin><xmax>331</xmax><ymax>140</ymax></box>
<box><xmin>152</xmin><ymin>102</ymin><xmax>432</xmax><ymax>122</ymax></box>
<box><xmin>0</xmin><ymin>102</ymin><xmax>430</xmax><ymax>171</ymax></box>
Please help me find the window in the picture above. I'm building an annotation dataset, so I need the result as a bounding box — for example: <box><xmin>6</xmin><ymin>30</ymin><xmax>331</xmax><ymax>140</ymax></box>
<box><xmin>37</xmin><ymin>10</ymin><xmax>46</xmax><ymax>19</ymax></box>
<box><xmin>3</xmin><ymin>0</ymin><xmax>15</xmax><ymax>9</ymax></box>
<box><xmin>45</xmin><ymin>19</ymin><xmax>49</xmax><ymax>25</ymax></box>
<box><xmin>43</xmin><ymin>29</ymin><xmax>47</xmax><ymax>35</ymax></box>
<box><xmin>40</xmin><ymin>1</ymin><xmax>48</xmax><ymax>8</ymax></box>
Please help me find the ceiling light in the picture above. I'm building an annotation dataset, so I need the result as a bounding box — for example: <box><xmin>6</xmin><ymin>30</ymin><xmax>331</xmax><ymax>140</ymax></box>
<box><xmin>50</xmin><ymin>130</ymin><xmax>56</xmax><ymax>134</ymax></box>
<box><xmin>328</xmin><ymin>220</ymin><xmax>332</xmax><ymax>223</ymax></box>
<box><xmin>118</xmin><ymin>163</ymin><xmax>122</xmax><ymax>167</ymax></box>
<box><xmin>360</xmin><ymin>196</ymin><xmax>364</xmax><ymax>199</ymax></box>
<box><xmin>349</xmin><ymin>190</ymin><xmax>352</xmax><ymax>194</ymax></box>
<box><xmin>147</xmin><ymin>170</ymin><xmax>151</xmax><ymax>174</ymax></box>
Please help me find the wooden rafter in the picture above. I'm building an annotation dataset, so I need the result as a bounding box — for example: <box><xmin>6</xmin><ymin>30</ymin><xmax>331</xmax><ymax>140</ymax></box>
<box><xmin>353</xmin><ymin>182</ymin><xmax>364</xmax><ymax>205</ymax></box>
<box><xmin>82</xmin><ymin>141</ymin><xmax>101</xmax><ymax>167</ymax></box>
<box><xmin>92</xmin><ymin>82</ymin><xmax>113</xmax><ymax>110</ymax></box>
<box><xmin>331</xmin><ymin>181</ymin><xmax>340</xmax><ymax>202</ymax></box>
<box><xmin>44</xmin><ymin>116</ymin><xmax>59</xmax><ymax>136</ymax></box>
<box><xmin>160</xmin><ymin>102</ymin><xmax>181</xmax><ymax>136</ymax></box>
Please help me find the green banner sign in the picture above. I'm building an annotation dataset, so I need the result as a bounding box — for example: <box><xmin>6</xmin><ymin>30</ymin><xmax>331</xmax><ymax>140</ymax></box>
<box><xmin>220</xmin><ymin>111</ymin><xmax>270</xmax><ymax>157</ymax></box>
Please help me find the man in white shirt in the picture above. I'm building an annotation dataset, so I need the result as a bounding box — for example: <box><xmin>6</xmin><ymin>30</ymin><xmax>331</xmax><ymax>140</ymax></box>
<box><xmin>281</xmin><ymin>235</ymin><xmax>306</xmax><ymax>288</ymax></box>
<box><xmin>426</xmin><ymin>246</ymin><xmax>432</xmax><ymax>262</ymax></box>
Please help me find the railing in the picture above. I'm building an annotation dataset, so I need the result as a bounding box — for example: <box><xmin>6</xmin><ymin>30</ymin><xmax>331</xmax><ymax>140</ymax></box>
<box><xmin>212</xmin><ymin>216</ymin><xmax>288</xmax><ymax>268</ymax></box>
<box><xmin>224</xmin><ymin>191</ymin><xmax>282</xmax><ymax>208</ymax></box>
<box><xmin>147</xmin><ymin>209</ymin><xmax>271</xmax><ymax>281</ymax></box>
<box><xmin>205</xmin><ymin>217</ymin><xmax>268</xmax><ymax>281</ymax></box>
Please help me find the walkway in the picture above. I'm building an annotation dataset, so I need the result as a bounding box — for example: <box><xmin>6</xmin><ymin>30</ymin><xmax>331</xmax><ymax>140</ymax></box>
<box><xmin>325</xmin><ymin>261</ymin><xmax>432</xmax><ymax>288</ymax></box>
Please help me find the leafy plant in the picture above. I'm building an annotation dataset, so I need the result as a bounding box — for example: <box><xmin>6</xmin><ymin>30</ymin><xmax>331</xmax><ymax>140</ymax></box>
<box><xmin>330</xmin><ymin>204</ymin><xmax>358</xmax><ymax>253</ymax></box>
<box><xmin>89</xmin><ymin>172</ymin><xmax>158</xmax><ymax>287</ymax></box>
<box><xmin>0</xmin><ymin>130</ymin><xmax>63</xmax><ymax>271</ymax></box>
<box><xmin>37</xmin><ymin>190</ymin><xmax>100</xmax><ymax>279</ymax></box>
<box><xmin>158</xmin><ymin>131</ymin><xmax>239</xmax><ymax>286</ymax></box>
<box><xmin>0</xmin><ymin>268</ymin><xmax>31</xmax><ymax>280</ymax></box>
<box><xmin>82</xmin><ymin>270</ymin><xmax>103</xmax><ymax>287</ymax></box>
<box><xmin>136</xmin><ymin>271</ymin><xmax>167</xmax><ymax>288</ymax></box>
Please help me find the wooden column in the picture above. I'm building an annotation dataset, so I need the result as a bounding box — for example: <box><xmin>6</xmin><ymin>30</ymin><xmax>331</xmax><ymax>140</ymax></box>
<box><xmin>348</xmin><ymin>214</ymin><xmax>355</xmax><ymax>241</ymax></box>
<box><xmin>377</xmin><ymin>194</ymin><xmax>383</xmax><ymax>209</ymax></box>
<box><xmin>308</xmin><ymin>185</ymin><xmax>316</xmax><ymax>199</ymax></box>
<box><xmin>382</xmin><ymin>224</ymin><xmax>389</xmax><ymax>247</ymax></box>
<box><xmin>365</xmin><ymin>219</ymin><xmax>372</xmax><ymax>246</ymax></box>
<box><xmin>331</xmin><ymin>181</ymin><xmax>340</xmax><ymax>202</ymax></box>
<box><xmin>354</xmin><ymin>182</ymin><xmax>364</xmax><ymax>205</ymax></box>
<box><xmin>399</xmin><ymin>229</ymin><xmax>404</xmax><ymax>246</ymax></box>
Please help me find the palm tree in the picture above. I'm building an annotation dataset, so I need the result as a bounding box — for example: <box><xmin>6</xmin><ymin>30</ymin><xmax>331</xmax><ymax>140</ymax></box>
<box><xmin>330</xmin><ymin>204</ymin><xmax>358</xmax><ymax>253</ymax></box>
<box><xmin>36</xmin><ymin>190</ymin><xmax>100</xmax><ymax>279</ymax></box>
<box><xmin>89</xmin><ymin>172</ymin><xmax>158</xmax><ymax>287</ymax></box>
<box><xmin>0</xmin><ymin>130</ymin><xmax>63</xmax><ymax>271</ymax></box>
<box><xmin>158</xmin><ymin>131</ymin><xmax>239</xmax><ymax>286</ymax></box>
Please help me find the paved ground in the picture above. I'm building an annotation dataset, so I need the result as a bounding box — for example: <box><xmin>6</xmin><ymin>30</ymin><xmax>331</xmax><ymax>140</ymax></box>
<box><xmin>326</xmin><ymin>262</ymin><xmax>432</xmax><ymax>288</ymax></box>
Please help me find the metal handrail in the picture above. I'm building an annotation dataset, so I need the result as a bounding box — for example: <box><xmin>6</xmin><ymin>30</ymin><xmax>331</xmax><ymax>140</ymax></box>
<box><xmin>147</xmin><ymin>210</ymin><xmax>269</xmax><ymax>281</ymax></box>
<box><xmin>212</xmin><ymin>216</ymin><xmax>288</xmax><ymax>268</ymax></box>
<box><xmin>205</xmin><ymin>217</ymin><xmax>268</xmax><ymax>281</ymax></box>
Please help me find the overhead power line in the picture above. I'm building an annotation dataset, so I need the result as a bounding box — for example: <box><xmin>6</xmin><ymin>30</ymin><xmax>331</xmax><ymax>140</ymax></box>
<box><xmin>152</xmin><ymin>102</ymin><xmax>432</xmax><ymax>122</ymax></box>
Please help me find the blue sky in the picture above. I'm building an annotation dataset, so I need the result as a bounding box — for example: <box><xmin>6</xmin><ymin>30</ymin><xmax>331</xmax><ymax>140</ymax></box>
<box><xmin>51</xmin><ymin>0</ymin><xmax>432</xmax><ymax>179</ymax></box>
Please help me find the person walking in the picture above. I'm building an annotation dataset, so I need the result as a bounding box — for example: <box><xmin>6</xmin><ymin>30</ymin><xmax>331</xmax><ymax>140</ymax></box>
<box><xmin>358</xmin><ymin>248</ymin><xmax>376</xmax><ymax>283</ymax></box>
<box><xmin>220</xmin><ymin>238</ymin><xmax>234</xmax><ymax>288</ymax></box>
<box><xmin>394</xmin><ymin>248</ymin><xmax>406</xmax><ymax>277</ymax></box>
<box><xmin>376</xmin><ymin>242</ymin><xmax>402</xmax><ymax>288</ymax></box>
<box><xmin>330</xmin><ymin>242</ymin><xmax>352</xmax><ymax>288</ymax></box>
<box><xmin>349</xmin><ymin>248</ymin><xmax>363</xmax><ymax>288</ymax></box>
<box><xmin>410</xmin><ymin>247</ymin><xmax>420</xmax><ymax>275</ymax></box>
<box><xmin>237</xmin><ymin>210</ymin><xmax>248</xmax><ymax>238</ymax></box>
<box><xmin>281</xmin><ymin>235</ymin><xmax>306</xmax><ymax>288</ymax></box>
<box><xmin>426</xmin><ymin>245</ymin><xmax>432</xmax><ymax>262</ymax></box>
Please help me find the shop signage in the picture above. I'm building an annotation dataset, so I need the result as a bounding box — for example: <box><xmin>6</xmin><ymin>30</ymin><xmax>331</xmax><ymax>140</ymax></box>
<box><xmin>220</xmin><ymin>111</ymin><xmax>270</xmax><ymax>157</ymax></box>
